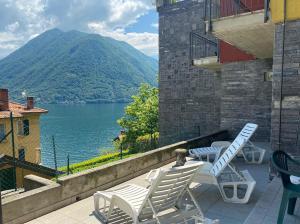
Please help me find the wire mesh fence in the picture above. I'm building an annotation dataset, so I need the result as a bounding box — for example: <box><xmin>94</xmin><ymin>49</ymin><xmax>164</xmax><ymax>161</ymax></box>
<box><xmin>39</xmin><ymin>132</ymin><xmax>159</xmax><ymax>177</ymax></box>
<box><xmin>0</xmin><ymin>109</ymin><xmax>159</xmax><ymax>199</ymax></box>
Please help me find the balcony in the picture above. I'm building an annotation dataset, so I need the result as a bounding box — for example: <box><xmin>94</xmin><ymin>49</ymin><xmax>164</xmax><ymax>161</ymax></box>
<box><xmin>190</xmin><ymin>32</ymin><xmax>221</xmax><ymax>70</ymax></box>
<box><xmin>23</xmin><ymin>143</ymin><xmax>300</xmax><ymax>224</ymax></box>
<box><xmin>207</xmin><ymin>0</ymin><xmax>274</xmax><ymax>59</ymax></box>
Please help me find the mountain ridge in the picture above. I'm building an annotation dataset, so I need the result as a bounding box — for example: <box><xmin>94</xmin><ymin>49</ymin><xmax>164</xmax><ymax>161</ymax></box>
<box><xmin>0</xmin><ymin>28</ymin><xmax>157</xmax><ymax>104</ymax></box>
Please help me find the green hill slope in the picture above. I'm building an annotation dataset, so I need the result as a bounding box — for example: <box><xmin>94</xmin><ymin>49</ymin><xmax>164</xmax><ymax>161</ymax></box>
<box><xmin>0</xmin><ymin>29</ymin><xmax>157</xmax><ymax>104</ymax></box>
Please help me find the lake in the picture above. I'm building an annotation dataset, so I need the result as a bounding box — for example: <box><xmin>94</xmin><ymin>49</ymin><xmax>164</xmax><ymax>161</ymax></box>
<box><xmin>40</xmin><ymin>103</ymin><xmax>127</xmax><ymax>168</ymax></box>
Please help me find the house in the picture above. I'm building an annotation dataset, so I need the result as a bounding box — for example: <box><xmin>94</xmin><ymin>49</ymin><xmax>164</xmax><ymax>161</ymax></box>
<box><xmin>0</xmin><ymin>88</ymin><xmax>49</xmax><ymax>190</ymax></box>
<box><xmin>0</xmin><ymin>89</ymin><xmax>47</xmax><ymax>164</ymax></box>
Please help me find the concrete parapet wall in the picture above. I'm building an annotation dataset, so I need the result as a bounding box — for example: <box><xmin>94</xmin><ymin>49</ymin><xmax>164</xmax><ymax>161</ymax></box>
<box><xmin>2</xmin><ymin>130</ymin><xmax>228</xmax><ymax>224</ymax></box>
<box><xmin>24</xmin><ymin>174</ymin><xmax>55</xmax><ymax>191</ymax></box>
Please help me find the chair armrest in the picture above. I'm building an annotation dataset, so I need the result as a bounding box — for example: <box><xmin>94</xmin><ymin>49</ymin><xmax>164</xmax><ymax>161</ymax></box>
<box><xmin>274</xmin><ymin>164</ymin><xmax>300</xmax><ymax>177</ymax></box>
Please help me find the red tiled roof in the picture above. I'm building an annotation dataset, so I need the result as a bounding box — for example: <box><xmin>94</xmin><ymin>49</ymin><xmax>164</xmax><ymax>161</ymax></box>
<box><xmin>0</xmin><ymin>102</ymin><xmax>48</xmax><ymax>119</ymax></box>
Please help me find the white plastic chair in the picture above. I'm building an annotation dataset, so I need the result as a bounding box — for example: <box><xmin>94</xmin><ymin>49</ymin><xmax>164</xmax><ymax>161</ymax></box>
<box><xmin>94</xmin><ymin>162</ymin><xmax>218</xmax><ymax>224</ymax></box>
<box><xmin>189</xmin><ymin>124</ymin><xmax>266</xmax><ymax>164</ymax></box>
<box><xmin>188</xmin><ymin>123</ymin><xmax>258</xmax><ymax>204</ymax></box>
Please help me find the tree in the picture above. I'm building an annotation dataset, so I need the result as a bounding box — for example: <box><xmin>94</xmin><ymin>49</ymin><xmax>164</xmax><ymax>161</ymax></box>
<box><xmin>118</xmin><ymin>83</ymin><xmax>159</xmax><ymax>151</ymax></box>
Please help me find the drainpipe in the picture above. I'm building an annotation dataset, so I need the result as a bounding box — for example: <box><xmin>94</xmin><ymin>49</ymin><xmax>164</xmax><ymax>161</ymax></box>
<box><xmin>278</xmin><ymin>0</ymin><xmax>287</xmax><ymax>151</ymax></box>
<box><xmin>264</xmin><ymin>0</ymin><xmax>270</xmax><ymax>23</ymax></box>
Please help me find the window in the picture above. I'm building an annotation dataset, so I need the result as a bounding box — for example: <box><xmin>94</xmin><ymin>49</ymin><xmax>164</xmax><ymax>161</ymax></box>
<box><xmin>0</xmin><ymin>124</ymin><xmax>5</xmax><ymax>141</ymax></box>
<box><xmin>23</xmin><ymin>120</ymin><xmax>30</xmax><ymax>136</ymax></box>
<box><xmin>17</xmin><ymin>119</ymin><xmax>30</xmax><ymax>136</ymax></box>
<box><xmin>18</xmin><ymin>149</ymin><xmax>25</xmax><ymax>161</ymax></box>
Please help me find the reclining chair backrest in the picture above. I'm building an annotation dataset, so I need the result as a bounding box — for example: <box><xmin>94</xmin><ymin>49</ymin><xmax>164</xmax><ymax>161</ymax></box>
<box><xmin>210</xmin><ymin>123</ymin><xmax>258</xmax><ymax>177</ymax></box>
<box><xmin>139</xmin><ymin>163</ymin><xmax>202</xmax><ymax>217</ymax></box>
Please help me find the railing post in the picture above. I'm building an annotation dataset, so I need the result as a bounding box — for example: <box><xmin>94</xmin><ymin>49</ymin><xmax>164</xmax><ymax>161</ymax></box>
<box><xmin>204</xmin><ymin>0</ymin><xmax>208</xmax><ymax>19</ymax></box>
<box><xmin>190</xmin><ymin>32</ymin><xmax>193</xmax><ymax>63</ymax></box>
<box><xmin>264</xmin><ymin>0</ymin><xmax>270</xmax><ymax>23</ymax></box>
<box><xmin>217</xmin><ymin>40</ymin><xmax>220</xmax><ymax>62</ymax></box>
<box><xmin>205</xmin><ymin>39</ymin><xmax>208</xmax><ymax>58</ymax></box>
<box><xmin>209</xmin><ymin>0</ymin><xmax>212</xmax><ymax>32</ymax></box>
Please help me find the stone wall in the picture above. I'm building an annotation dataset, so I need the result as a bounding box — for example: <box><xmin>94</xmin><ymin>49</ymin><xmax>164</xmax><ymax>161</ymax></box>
<box><xmin>158</xmin><ymin>1</ymin><xmax>274</xmax><ymax>145</ymax></box>
<box><xmin>158</xmin><ymin>1</ymin><xmax>221</xmax><ymax>146</ymax></box>
<box><xmin>221</xmin><ymin>59</ymin><xmax>273</xmax><ymax>141</ymax></box>
<box><xmin>271</xmin><ymin>20</ymin><xmax>300</xmax><ymax>154</ymax></box>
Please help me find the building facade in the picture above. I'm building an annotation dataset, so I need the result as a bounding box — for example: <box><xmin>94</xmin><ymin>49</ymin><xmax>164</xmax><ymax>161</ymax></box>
<box><xmin>157</xmin><ymin>0</ymin><xmax>300</xmax><ymax>155</ymax></box>
<box><xmin>0</xmin><ymin>89</ymin><xmax>47</xmax><ymax>164</ymax></box>
<box><xmin>0</xmin><ymin>89</ymin><xmax>49</xmax><ymax>190</ymax></box>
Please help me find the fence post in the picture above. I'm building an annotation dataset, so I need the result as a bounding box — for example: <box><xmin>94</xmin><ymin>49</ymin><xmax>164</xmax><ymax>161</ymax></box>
<box><xmin>67</xmin><ymin>154</ymin><xmax>70</xmax><ymax>175</ymax></box>
<box><xmin>52</xmin><ymin>136</ymin><xmax>58</xmax><ymax>179</ymax></box>
<box><xmin>120</xmin><ymin>143</ymin><xmax>123</xmax><ymax>160</ymax></box>
<box><xmin>10</xmin><ymin>112</ymin><xmax>17</xmax><ymax>191</ymax></box>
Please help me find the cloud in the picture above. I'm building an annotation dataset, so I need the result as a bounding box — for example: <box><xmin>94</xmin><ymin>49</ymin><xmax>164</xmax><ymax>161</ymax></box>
<box><xmin>89</xmin><ymin>22</ymin><xmax>158</xmax><ymax>57</ymax></box>
<box><xmin>0</xmin><ymin>0</ymin><xmax>158</xmax><ymax>59</ymax></box>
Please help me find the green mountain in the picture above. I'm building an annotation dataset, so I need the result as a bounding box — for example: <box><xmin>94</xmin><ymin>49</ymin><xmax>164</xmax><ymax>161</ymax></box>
<box><xmin>0</xmin><ymin>29</ymin><xmax>157</xmax><ymax>104</ymax></box>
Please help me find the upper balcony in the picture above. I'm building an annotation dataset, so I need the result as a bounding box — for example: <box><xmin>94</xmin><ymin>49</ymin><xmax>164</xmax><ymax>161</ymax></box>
<box><xmin>190</xmin><ymin>32</ymin><xmax>222</xmax><ymax>70</ymax></box>
<box><xmin>207</xmin><ymin>0</ymin><xmax>274</xmax><ymax>59</ymax></box>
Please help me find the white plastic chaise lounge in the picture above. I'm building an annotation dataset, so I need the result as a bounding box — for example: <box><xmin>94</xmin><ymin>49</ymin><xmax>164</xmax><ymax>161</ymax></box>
<box><xmin>188</xmin><ymin>123</ymin><xmax>258</xmax><ymax>204</ymax></box>
<box><xmin>189</xmin><ymin>123</ymin><xmax>266</xmax><ymax>164</ymax></box>
<box><xmin>94</xmin><ymin>162</ymin><xmax>219</xmax><ymax>224</ymax></box>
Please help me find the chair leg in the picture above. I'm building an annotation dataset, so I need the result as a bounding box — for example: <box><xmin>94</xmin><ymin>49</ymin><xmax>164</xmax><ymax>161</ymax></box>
<box><xmin>277</xmin><ymin>190</ymin><xmax>290</xmax><ymax>224</ymax></box>
<box><xmin>287</xmin><ymin>197</ymin><xmax>297</xmax><ymax>215</ymax></box>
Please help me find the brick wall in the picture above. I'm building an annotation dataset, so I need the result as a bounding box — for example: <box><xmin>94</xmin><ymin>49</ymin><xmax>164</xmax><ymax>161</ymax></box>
<box><xmin>271</xmin><ymin>20</ymin><xmax>300</xmax><ymax>154</ymax></box>
<box><xmin>158</xmin><ymin>1</ymin><xmax>275</xmax><ymax>146</ymax></box>
<box><xmin>158</xmin><ymin>1</ymin><xmax>221</xmax><ymax>146</ymax></box>
<box><xmin>221</xmin><ymin>59</ymin><xmax>273</xmax><ymax>141</ymax></box>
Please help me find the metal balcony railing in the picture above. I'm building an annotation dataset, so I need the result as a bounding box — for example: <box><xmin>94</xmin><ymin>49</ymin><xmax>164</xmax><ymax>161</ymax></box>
<box><xmin>207</xmin><ymin>0</ymin><xmax>271</xmax><ymax>31</ymax></box>
<box><xmin>190</xmin><ymin>32</ymin><xmax>219</xmax><ymax>63</ymax></box>
<box><xmin>208</xmin><ymin>0</ymin><xmax>271</xmax><ymax>18</ymax></box>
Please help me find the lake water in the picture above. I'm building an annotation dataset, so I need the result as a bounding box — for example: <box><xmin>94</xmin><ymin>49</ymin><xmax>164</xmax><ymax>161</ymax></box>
<box><xmin>40</xmin><ymin>103</ymin><xmax>127</xmax><ymax>168</ymax></box>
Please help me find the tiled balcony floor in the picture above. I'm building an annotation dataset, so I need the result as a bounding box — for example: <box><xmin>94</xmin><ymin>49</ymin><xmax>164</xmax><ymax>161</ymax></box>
<box><xmin>25</xmin><ymin>143</ymin><xmax>300</xmax><ymax>224</ymax></box>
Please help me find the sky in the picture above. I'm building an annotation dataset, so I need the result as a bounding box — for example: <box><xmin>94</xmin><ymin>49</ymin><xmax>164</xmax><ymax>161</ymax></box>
<box><xmin>0</xmin><ymin>0</ymin><xmax>159</xmax><ymax>59</ymax></box>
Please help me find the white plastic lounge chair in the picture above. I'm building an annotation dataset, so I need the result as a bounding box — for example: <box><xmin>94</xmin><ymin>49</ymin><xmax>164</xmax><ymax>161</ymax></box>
<box><xmin>188</xmin><ymin>123</ymin><xmax>258</xmax><ymax>204</ymax></box>
<box><xmin>94</xmin><ymin>162</ymin><xmax>218</xmax><ymax>224</ymax></box>
<box><xmin>189</xmin><ymin>123</ymin><xmax>266</xmax><ymax>164</ymax></box>
<box><xmin>191</xmin><ymin>123</ymin><xmax>257</xmax><ymax>203</ymax></box>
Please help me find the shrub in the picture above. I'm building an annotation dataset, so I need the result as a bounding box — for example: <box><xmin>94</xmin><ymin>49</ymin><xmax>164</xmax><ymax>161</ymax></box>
<box><xmin>59</xmin><ymin>150</ymin><xmax>131</xmax><ymax>174</ymax></box>
<box><xmin>135</xmin><ymin>132</ymin><xmax>159</xmax><ymax>152</ymax></box>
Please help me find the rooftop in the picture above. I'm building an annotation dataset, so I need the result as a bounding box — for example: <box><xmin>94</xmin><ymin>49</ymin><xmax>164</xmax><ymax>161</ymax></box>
<box><xmin>0</xmin><ymin>101</ymin><xmax>48</xmax><ymax>119</ymax></box>
<box><xmin>24</xmin><ymin>143</ymin><xmax>300</xmax><ymax>224</ymax></box>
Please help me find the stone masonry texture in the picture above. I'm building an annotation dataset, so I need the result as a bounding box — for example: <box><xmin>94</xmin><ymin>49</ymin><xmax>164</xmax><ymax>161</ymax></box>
<box><xmin>221</xmin><ymin>59</ymin><xmax>273</xmax><ymax>141</ymax></box>
<box><xmin>271</xmin><ymin>20</ymin><xmax>300</xmax><ymax>154</ymax></box>
<box><xmin>158</xmin><ymin>0</ymin><xmax>273</xmax><ymax>146</ymax></box>
<box><xmin>158</xmin><ymin>1</ymin><xmax>221</xmax><ymax>146</ymax></box>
